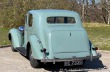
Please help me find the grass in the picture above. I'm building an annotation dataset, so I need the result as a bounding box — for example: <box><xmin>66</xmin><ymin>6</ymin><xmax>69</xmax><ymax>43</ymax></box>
<box><xmin>0</xmin><ymin>23</ymin><xmax>110</xmax><ymax>51</ymax></box>
<box><xmin>84</xmin><ymin>23</ymin><xmax>110</xmax><ymax>51</ymax></box>
<box><xmin>0</xmin><ymin>27</ymin><xmax>10</xmax><ymax>46</ymax></box>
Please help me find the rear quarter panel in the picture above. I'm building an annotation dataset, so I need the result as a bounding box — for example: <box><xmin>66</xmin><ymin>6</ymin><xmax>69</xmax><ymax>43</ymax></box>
<box><xmin>29</xmin><ymin>35</ymin><xmax>44</xmax><ymax>59</ymax></box>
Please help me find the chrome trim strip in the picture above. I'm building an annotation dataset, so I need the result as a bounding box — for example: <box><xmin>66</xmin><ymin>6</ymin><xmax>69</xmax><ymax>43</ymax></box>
<box><xmin>41</xmin><ymin>53</ymin><xmax>101</xmax><ymax>63</ymax></box>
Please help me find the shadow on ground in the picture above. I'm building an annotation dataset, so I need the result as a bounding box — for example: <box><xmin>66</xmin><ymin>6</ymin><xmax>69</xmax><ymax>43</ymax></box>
<box><xmin>20</xmin><ymin>52</ymin><xmax>107</xmax><ymax>72</ymax></box>
<box><xmin>43</xmin><ymin>59</ymin><xmax>106</xmax><ymax>72</ymax></box>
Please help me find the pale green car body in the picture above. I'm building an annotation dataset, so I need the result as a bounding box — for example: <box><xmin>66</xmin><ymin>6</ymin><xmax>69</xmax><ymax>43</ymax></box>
<box><xmin>8</xmin><ymin>10</ymin><xmax>101</xmax><ymax>65</ymax></box>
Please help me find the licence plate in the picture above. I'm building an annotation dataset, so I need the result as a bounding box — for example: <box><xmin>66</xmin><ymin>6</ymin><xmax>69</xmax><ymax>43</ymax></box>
<box><xmin>64</xmin><ymin>60</ymin><xmax>83</xmax><ymax>66</ymax></box>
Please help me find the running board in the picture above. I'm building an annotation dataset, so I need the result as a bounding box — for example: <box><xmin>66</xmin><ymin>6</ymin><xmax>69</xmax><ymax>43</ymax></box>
<box><xmin>16</xmin><ymin>47</ymin><xmax>26</xmax><ymax>56</ymax></box>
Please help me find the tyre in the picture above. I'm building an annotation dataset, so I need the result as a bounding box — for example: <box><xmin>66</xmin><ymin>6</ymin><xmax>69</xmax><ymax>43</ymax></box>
<box><xmin>29</xmin><ymin>48</ymin><xmax>40</xmax><ymax>68</ymax></box>
<box><xmin>10</xmin><ymin>38</ymin><xmax>17</xmax><ymax>52</ymax></box>
<box><xmin>11</xmin><ymin>45</ymin><xmax>17</xmax><ymax>52</ymax></box>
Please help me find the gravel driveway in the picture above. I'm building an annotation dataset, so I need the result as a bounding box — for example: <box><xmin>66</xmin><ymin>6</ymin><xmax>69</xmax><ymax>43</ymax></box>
<box><xmin>0</xmin><ymin>47</ymin><xmax>110</xmax><ymax>72</ymax></box>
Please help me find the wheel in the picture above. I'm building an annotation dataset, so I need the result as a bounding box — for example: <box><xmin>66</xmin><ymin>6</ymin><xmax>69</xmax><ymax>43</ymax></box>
<box><xmin>10</xmin><ymin>39</ymin><xmax>17</xmax><ymax>52</ymax></box>
<box><xmin>11</xmin><ymin>45</ymin><xmax>17</xmax><ymax>52</ymax></box>
<box><xmin>29</xmin><ymin>48</ymin><xmax>40</xmax><ymax>68</ymax></box>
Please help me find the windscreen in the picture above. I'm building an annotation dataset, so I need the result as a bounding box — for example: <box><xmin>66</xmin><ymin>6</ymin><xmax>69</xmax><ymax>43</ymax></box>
<box><xmin>47</xmin><ymin>17</ymin><xmax>76</xmax><ymax>24</ymax></box>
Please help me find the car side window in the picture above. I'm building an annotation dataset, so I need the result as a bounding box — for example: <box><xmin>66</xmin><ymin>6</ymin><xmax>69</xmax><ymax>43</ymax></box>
<box><xmin>28</xmin><ymin>14</ymin><xmax>33</xmax><ymax>27</ymax></box>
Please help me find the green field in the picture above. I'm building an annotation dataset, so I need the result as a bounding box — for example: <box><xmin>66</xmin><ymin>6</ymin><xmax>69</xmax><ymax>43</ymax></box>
<box><xmin>0</xmin><ymin>27</ymin><xmax>10</xmax><ymax>46</ymax></box>
<box><xmin>84</xmin><ymin>23</ymin><xmax>110</xmax><ymax>50</ymax></box>
<box><xmin>0</xmin><ymin>23</ymin><xmax>110</xmax><ymax>50</ymax></box>
<box><xmin>85</xmin><ymin>27</ymin><xmax>110</xmax><ymax>50</ymax></box>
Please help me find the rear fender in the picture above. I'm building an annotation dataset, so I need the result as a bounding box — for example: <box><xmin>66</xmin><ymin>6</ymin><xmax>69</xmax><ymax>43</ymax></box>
<box><xmin>8</xmin><ymin>28</ymin><xmax>22</xmax><ymax>48</ymax></box>
<box><xmin>89</xmin><ymin>40</ymin><xmax>97</xmax><ymax>56</ymax></box>
<box><xmin>29</xmin><ymin>35</ymin><xmax>43</xmax><ymax>60</ymax></box>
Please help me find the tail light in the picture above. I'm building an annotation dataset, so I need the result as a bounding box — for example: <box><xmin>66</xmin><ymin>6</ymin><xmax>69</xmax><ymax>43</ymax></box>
<box><xmin>92</xmin><ymin>47</ymin><xmax>99</xmax><ymax>50</ymax></box>
<box><xmin>41</xmin><ymin>48</ymin><xmax>46</xmax><ymax>53</ymax></box>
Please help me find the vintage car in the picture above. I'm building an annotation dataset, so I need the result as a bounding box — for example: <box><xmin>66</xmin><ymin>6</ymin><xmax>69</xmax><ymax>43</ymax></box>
<box><xmin>8</xmin><ymin>10</ymin><xmax>101</xmax><ymax>68</ymax></box>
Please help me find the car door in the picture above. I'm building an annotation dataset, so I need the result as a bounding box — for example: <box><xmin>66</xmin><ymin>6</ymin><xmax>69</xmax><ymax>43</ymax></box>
<box><xmin>24</xmin><ymin>13</ymin><xmax>33</xmax><ymax>47</ymax></box>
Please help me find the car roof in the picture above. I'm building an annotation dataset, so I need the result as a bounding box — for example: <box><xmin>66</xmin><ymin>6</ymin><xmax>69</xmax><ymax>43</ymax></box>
<box><xmin>28</xmin><ymin>9</ymin><xmax>77</xmax><ymax>15</ymax></box>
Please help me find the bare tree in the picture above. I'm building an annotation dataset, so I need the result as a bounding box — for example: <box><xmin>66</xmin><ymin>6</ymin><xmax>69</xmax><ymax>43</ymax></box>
<box><xmin>81</xmin><ymin>0</ymin><xmax>85</xmax><ymax>21</ymax></box>
<box><xmin>92</xmin><ymin>0</ymin><xmax>96</xmax><ymax>9</ymax></box>
<box><xmin>86</xmin><ymin>0</ymin><xmax>88</xmax><ymax>8</ymax></box>
<box><xmin>101</xmin><ymin>0</ymin><xmax>110</xmax><ymax>24</ymax></box>
<box><xmin>107</xmin><ymin>0</ymin><xmax>110</xmax><ymax>24</ymax></box>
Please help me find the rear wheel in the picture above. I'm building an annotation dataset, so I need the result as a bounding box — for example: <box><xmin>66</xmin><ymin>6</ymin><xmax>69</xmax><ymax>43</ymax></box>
<box><xmin>29</xmin><ymin>48</ymin><xmax>40</xmax><ymax>68</ymax></box>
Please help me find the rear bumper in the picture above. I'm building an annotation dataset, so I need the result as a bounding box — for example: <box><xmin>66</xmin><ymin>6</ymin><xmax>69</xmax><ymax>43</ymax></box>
<box><xmin>41</xmin><ymin>53</ymin><xmax>101</xmax><ymax>63</ymax></box>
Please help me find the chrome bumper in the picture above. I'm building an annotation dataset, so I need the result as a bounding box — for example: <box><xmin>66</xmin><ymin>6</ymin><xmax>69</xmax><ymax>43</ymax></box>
<box><xmin>41</xmin><ymin>53</ymin><xmax>101</xmax><ymax>63</ymax></box>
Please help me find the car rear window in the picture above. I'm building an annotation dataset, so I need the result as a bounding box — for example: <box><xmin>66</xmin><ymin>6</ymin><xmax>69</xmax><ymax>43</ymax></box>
<box><xmin>47</xmin><ymin>17</ymin><xmax>76</xmax><ymax>24</ymax></box>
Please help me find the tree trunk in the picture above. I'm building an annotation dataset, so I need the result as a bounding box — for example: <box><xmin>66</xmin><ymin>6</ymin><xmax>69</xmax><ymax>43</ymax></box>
<box><xmin>108</xmin><ymin>11</ymin><xmax>110</xmax><ymax>24</ymax></box>
<box><xmin>82</xmin><ymin>0</ymin><xmax>85</xmax><ymax>21</ymax></box>
<box><xmin>107</xmin><ymin>0</ymin><xmax>110</xmax><ymax>24</ymax></box>
<box><xmin>92</xmin><ymin>0</ymin><xmax>96</xmax><ymax>9</ymax></box>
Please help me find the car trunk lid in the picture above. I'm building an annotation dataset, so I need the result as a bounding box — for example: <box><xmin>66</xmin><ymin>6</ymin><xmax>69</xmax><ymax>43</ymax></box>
<box><xmin>51</xmin><ymin>30</ymin><xmax>90</xmax><ymax>58</ymax></box>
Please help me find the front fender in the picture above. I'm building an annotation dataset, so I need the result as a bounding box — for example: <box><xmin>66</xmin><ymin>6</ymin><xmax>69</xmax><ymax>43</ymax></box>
<box><xmin>8</xmin><ymin>28</ymin><xmax>22</xmax><ymax>48</ymax></box>
<box><xmin>29</xmin><ymin>35</ymin><xmax>43</xmax><ymax>60</ymax></box>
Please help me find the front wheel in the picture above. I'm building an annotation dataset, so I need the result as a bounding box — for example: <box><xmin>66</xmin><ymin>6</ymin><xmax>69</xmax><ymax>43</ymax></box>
<box><xmin>29</xmin><ymin>48</ymin><xmax>40</xmax><ymax>68</ymax></box>
<box><xmin>10</xmin><ymin>39</ymin><xmax>17</xmax><ymax>52</ymax></box>
<box><xmin>11</xmin><ymin>45</ymin><xmax>17</xmax><ymax>52</ymax></box>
